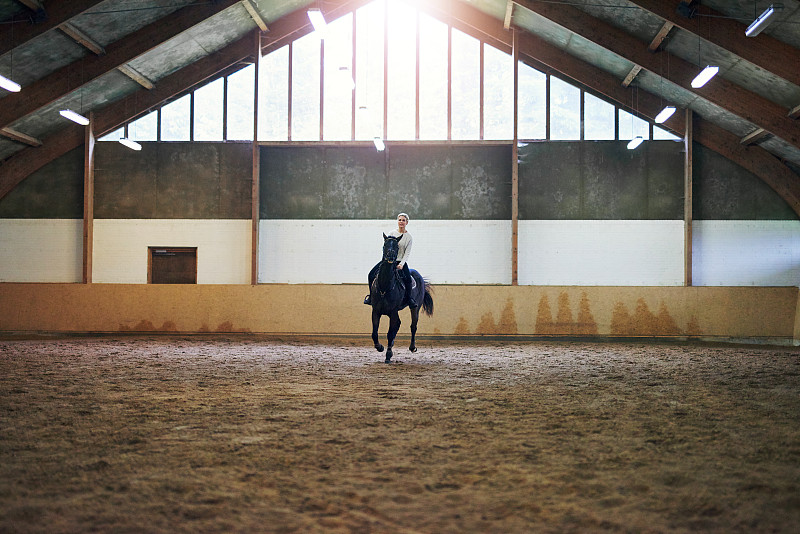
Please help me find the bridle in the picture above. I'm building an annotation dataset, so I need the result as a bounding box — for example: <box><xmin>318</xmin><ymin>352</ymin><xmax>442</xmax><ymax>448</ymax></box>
<box><xmin>374</xmin><ymin>239</ymin><xmax>400</xmax><ymax>298</ymax></box>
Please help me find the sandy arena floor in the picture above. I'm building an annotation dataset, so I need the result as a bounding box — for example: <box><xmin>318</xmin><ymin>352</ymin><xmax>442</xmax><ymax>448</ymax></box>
<box><xmin>0</xmin><ymin>335</ymin><xmax>799</xmax><ymax>533</ymax></box>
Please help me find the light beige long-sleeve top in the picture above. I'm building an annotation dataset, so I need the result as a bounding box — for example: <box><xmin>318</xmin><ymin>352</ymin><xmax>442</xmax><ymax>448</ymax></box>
<box><xmin>388</xmin><ymin>230</ymin><xmax>413</xmax><ymax>268</ymax></box>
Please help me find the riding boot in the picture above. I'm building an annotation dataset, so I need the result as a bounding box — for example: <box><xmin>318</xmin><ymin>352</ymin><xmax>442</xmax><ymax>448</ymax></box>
<box><xmin>405</xmin><ymin>286</ymin><xmax>417</xmax><ymax>308</ymax></box>
<box><xmin>363</xmin><ymin>294</ymin><xmax>371</xmax><ymax>305</ymax></box>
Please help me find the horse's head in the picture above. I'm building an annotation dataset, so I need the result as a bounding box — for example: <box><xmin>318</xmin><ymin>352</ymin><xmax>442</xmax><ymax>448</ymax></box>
<box><xmin>382</xmin><ymin>233</ymin><xmax>400</xmax><ymax>263</ymax></box>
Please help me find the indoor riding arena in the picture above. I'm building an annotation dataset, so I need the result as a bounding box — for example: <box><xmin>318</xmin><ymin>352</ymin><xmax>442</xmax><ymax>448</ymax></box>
<box><xmin>2</xmin><ymin>0</ymin><xmax>800</xmax><ymax>532</ymax></box>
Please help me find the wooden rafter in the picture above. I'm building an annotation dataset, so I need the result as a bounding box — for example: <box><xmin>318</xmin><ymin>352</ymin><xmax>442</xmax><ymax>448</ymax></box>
<box><xmin>0</xmin><ymin>1</ymin><xmax>105</xmax><ymax>56</ymax></box>
<box><xmin>117</xmin><ymin>65</ymin><xmax>154</xmax><ymax>90</ymax></box>
<box><xmin>59</xmin><ymin>22</ymin><xmax>105</xmax><ymax>55</ymax></box>
<box><xmin>504</xmin><ymin>0</ymin><xmax>514</xmax><ymax>30</ymax></box>
<box><xmin>0</xmin><ymin>0</ymin><xmax>242</xmax><ymax>131</ymax></box>
<box><xmin>648</xmin><ymin>21</ymin><xmax>673</xmax><ymax>52</ymax></box>
<box><xmin>241</xmin><ymin>0</ymin><xmax>269</xmax><ymax>32</ymax></box>
<box><xmin>0</xmin><ymin>127</ymin><xmax>42</xmax><ymax>146</ymax></box>
<box><xmin>511</xmin><ymin>0</ymin><xmax>800</xmax><ymax>150</ymax></box>
<box><xmin>625</xmin><ymin>0</ymin><xmax>800</xmax><ymax>89</ymax></box>
<box><xmin>622</xmin><ymin>65</ymin><xmax>642</xmax><ymax>87</ymax></box>
<box><xmin>740</xmin><ymin>128</ymin><xmax>769</xmax><ymax>146</ymax></box>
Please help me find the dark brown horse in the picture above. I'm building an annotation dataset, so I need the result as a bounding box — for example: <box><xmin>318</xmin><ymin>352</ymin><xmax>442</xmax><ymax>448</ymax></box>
<box><xmin>369</xmin><ymin>234</ymin><xmax>434</xmax><ymax>363</ymax></box>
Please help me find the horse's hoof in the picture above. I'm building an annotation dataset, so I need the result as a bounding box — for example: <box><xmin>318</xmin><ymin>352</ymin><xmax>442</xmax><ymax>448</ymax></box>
<box><xmin>375</xmin><ymin>344</ymin><xmax>384</xmax><ymax>352</ymax></box>
<box><xmin>409</xmin><ymin>346</ymin><xmax>417</xmax><ymax>353</ymax></box>
<box><xmin>384</xmin><ymin>356</ymin><xmax>392</xmax><ymax>363</ymax></box>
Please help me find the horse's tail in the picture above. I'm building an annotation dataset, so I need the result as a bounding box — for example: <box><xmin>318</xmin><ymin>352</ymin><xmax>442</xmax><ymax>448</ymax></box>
<box><xmin>422</xmin><ymin>280</ymin><xmax>434</xmax><ymax>317</ymax></box>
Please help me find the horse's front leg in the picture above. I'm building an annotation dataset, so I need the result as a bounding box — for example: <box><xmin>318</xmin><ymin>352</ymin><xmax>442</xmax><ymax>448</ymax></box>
<box><xmin>385</xmin><ymin>312</ymin><xmax>402</xmax><ymax>363</ymax></box>
<box><xmin>408</xmin><ymin>306</ymin><xmax>419</xmax><ymax>353</ymax></box>
<box><xmin>372</xmin><ymin>310</ymin><xmax>384</xmax><ymax>353</ymax></box>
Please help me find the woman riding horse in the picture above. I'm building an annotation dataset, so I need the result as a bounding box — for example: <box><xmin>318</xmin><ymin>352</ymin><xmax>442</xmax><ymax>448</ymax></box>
<box><xmin>364</xmin><ymin>212</ymin><xmax>416</xmax><ymax>309</ymax></box>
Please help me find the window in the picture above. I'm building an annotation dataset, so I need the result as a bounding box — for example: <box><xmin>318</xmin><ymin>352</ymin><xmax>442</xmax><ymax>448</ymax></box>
<box><xmin>386</xmin><ymin>0</ymin><xmax>417</xmax><ymax>140</ymax></box>
<box><xmin>619</xmin><ymin>109</ymin><xmax>650</xmax><ymax>140</ymax></box>
<box><xmin>100</xmin><ymin>126</ymin><xmax>124</xmax><ymax>142</ymax></box>
<box><xmin>451</xmin><ymin>29</ymin><xmax>480</xmax><ymax>140</ymax></box>
<box><xmin>258</xmin><ymin>45</ymin><xmax>289</xmax><ymax>141</ymax></box>
<box><xmin>323</xmin><ymin>14</ymin><xmax>354</xmax><ymax>141</ymax></box>
<box><xmin>518</xmin><ymin>62</ymin><xmax>546</xmax><ymax>140</ymax></box>
<box><xmin>483</xmin><ymin>44</ymin><xmax>513</xmax><ymax>140</ymax></box>
<box><xmin>354</xmin><ymin>1</ymin><xmax>384</xmax><ymax>140</ymax></box>
<box><xmin>226</xmin><ymin>64</ymin><xmax>255</xmax><ymax>141</ymax></box>
<box><xmin>550</xmin><ymin>77</ymin><xmax>580</xmax><ymax>140</ymax></box>
<box><xmin>292</xmin><ymin>33</ymin><xmax>322</xmax><ymax>141</ymax></box>
<box><xmin>107</xmin><ymin>0</ymin><xmax>673</xmax><ymax>148</ymax></box>
<box><xmin>160</xmin><ymin>94</ymin><xmax>191</xmax><ymax>141</ymax></box>
<box><xmin>654</xmin><ymin>125</ymin><xmax>681</xmax><ymax>141</ymax></box>
<box><xmin>418</xmin><ymin>13</ymin><xmax>448</xmax><ymax>140</ymax></box>
<box><xmin>130</xmin><ymin>110</ymin><xmax>158</xmax><ymax>141</ymax></box>
<box><xmin>584</xmin><ymin>92</ymin><xmax>615</xmax><ymax>140</ymax></box>
<box><xmin>194</xmin><ymin>78</ymin><xmax>224</xmax><ymax>141</ymax></box>
<box><xmin>148</xmin><ymin>247</ymin><xmax>197</xmax><ymax>284</ymax></box>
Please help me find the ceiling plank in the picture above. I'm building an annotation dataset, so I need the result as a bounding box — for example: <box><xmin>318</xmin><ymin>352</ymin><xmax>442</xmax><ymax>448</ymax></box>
<box><xmin>117</xmin><ymin>65</ymin><xmax>154</xmax><ymax>90</ymax></box>
<box><xmin>625</xmin><ymin>0</ymin><xmax>800</xmax><ymax>89</ymax></box>
<box><xmin>622</xmin><ymin>65</ymin><xmax>642</xmax><ymax>87</ymax></box>
<box><xmin>59</xmin><ymin>22</ymin><xmax>106</xmax><ymax>55</ymax></box>
<box><xmin>241</xmin><ymin>0</ymin><xmax>269</xmax><ymax>32</ymax></box>
<box><xmin>0</xmin><ymin>0</ymin><xmax>242</xmax><ymax>131</ymax></box>
<box><xmin>740</xmin><ymin>128</ymin><xmax>769</xmax><ymax>145</ymax></box>
<box><xmin>0</xmin><ymin>0</ymin><xmax>105</xmax><ymax>56</ymax></box>
<box><xmin>648</xmin><ymin>21</ymin><xmax>673</xmax><ymax>52</ymax></box>
<box><xmin>512</xmin><ymin>0</ymin><xmax>800</xmax><ymax>150</ymax></box>
<box><xmin>0</xmin><ymin>127</ymin><xmax>42</xmax><ymax>146</ymax></box>
<box><xmin>504</xmin><ymin>0</ymin><xmax>514</xmax><ymax>30</ymax></box>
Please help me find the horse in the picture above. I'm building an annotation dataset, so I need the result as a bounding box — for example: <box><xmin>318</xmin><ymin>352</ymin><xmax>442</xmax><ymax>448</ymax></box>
<box><xmin>369</xmin><ymin>233</ymin><xmax>434</xmax><ymax>363</ymax></box>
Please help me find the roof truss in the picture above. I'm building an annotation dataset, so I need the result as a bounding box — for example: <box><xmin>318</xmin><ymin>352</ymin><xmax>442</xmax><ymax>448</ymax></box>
<box><xmin>1</xmin><ymin>0</ymin><xmax>798</xmax><ymax>215</ymax></box>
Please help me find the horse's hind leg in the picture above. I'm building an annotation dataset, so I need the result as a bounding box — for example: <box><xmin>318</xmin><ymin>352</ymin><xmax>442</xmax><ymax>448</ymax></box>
<box><xmin>385</xmin><ymin>313</ymin><xmax>401</xmax><ymax>363</ymax></box>
<box><xmin>409</xmin><ymin>307</ymin><xmax>419</xmax><ymax>353</ymax></box>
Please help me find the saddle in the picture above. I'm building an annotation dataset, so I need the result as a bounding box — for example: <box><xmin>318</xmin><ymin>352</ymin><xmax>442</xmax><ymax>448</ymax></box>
<box><xmin>370</xmin><ymin>270</ymin><xmax>416</xmax><ymax>293</ymax></box>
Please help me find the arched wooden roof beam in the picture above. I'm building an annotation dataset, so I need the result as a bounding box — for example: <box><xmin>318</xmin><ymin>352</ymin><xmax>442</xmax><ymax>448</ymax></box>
<box><xmin>0</xmin><ymin>0</ymin><xmax>242</xmax><ymax>131</ymax></box>
<box><xmin>0</xmin><ymin>0</ymin><xmax>105</xmax><ymax>55</ymax></box>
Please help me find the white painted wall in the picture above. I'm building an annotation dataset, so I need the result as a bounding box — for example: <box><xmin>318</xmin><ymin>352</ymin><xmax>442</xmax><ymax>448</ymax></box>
<box><xmin>3</xmin><ymin>218</ymin><xmax>798</xmax><ymax>287</ymax></box>
<box><xmin>93</xmin><ymin>220</ymin><xmax>251</xmax><ymax>284</ymax></box>
<box><xmin>518</xmin><ymin>220</ymin><xmax>686</xmax><ymax>286</ymax></box>
<box><xmin>693</xmin><ymin>220</ymin><xmax>800</xmax><ymax>286</ymax></box>
<box><xmin>259</xmin><ymin>219</ymin><xmax>512</xmax><ymax>284</ymax></box>
<box><xmin>0</xmin><ymin>219</ymin><xmax>83</xmax><ymax>282</ymax></box>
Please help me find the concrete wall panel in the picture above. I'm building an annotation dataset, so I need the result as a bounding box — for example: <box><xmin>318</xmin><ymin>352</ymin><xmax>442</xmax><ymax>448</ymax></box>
<box><xmin>0</xmin><ymin>148</ymin><xmax>83</xmax><ymax>219</ymax></box>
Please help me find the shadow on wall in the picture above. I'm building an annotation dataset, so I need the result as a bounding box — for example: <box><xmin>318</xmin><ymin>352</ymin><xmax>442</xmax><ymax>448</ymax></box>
<box><xmin>447</xmin><ymin>293</ymin><xmax>701</xmax><ymax>337</ymax></box>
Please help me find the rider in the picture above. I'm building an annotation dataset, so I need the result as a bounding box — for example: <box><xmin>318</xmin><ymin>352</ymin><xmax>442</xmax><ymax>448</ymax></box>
<box><xmin>364</xmin><ymin>212</ymin><xmax>417</xmax><ymax>308</ymax></box>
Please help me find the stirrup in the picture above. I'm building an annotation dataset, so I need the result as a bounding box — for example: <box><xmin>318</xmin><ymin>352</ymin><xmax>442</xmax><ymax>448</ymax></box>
<box><xmin>363</xmin><ymin>295</ymin><xmax>371</xmax><ymax>305</ymax></box>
